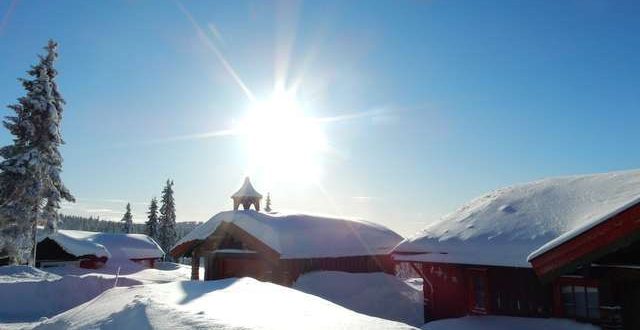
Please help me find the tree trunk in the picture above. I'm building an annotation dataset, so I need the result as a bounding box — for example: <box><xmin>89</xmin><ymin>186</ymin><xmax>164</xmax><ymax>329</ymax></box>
<box><xmin>30</xmin><ymin>221</ymin><xmax>37</xmax><ymax>266</ymax></box>
<box><xmin>30</xmin><ymin>203</ymin><xmax>39</xmax><ymax>267</ymax></box>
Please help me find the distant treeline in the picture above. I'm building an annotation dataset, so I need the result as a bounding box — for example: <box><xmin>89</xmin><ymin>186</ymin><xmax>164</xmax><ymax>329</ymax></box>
<box><xmin>59</xmin><ymin>214</ymin><xmax>201</xmax><ymax>241</ymax></box>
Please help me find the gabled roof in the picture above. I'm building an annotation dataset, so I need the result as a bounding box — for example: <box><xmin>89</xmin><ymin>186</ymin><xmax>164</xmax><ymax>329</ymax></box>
<box><xmin>231</xmin><ymin>177</ymin><xmax>262</xmax><ymax>199</ymax></box>
<box><xmin>393</xmin><ymin>169</ymin><xmax>640</xmax><ymax>268</ymax></box>
<box><xmin>172</xmin><ymin>210</ymin><xmax>403</xmax><ymax>259</ymax></box>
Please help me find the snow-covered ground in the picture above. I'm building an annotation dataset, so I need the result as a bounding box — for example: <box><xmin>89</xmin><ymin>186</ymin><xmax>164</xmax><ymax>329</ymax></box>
<box><xmin>1</xmin><ymin>264</ymin><xmax>418</xmax><ymax>329</ymax></box>
<box><xmin>2</xmin><ymin>264</ymin><xmax>603</xmax><ymax>330</ymax></box>
<box><xmin>6</xmin><ymin>277</ymin><xmax>416</xmax><ymax>330</ymax></box>
<box><xmin>422</xmin><ymin>315</ymin><xmax>600</xmax><ymax>330</ymax></box>
<box><xmin>293</xmin><ymin>271</ymin><xmax>424</xmax><ymax>326</ymax></box>
<box><xmin>43</xmin><ymin>261</ymin><xmax>195</xmax><ymax>285</ymax></box>
<box><xmin>0</xmin><ymin>262</ymin><xmax>196</xmax><ymax>323</ymax></box>
<box><xmin>0</xmin><ymin>265</ymin><xmax>61</xmax><ymax>283</ymax></box>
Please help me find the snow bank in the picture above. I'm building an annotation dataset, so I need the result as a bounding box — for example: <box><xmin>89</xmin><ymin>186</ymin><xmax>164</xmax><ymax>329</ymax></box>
<box><xmin>38</xmin><ymin>230</ymin><xmax>110</xmax><ymax>259</ymax></box>
<box><xmin>173</xmin><ymin>210</ymin><xmax>403</xmax><ymax>259</ymax></box>
<box><xmin>45</xmin><ymin>261</ymin><xmax>193</xmax><ymax>285</ymax></box>
<box><xmin>293</xmin><ymin>271</ymin><xmax>424</xmax><ymax>326</ymax></box>
<box><xmin>27</xmin><ymin>278</ymin><xmax>416</xmax><ymax>330</ymax></box>
<box><xmin>0</xmin><ymin>265</ymin><xmax>61</xmax><ymax>283</ymax></box>
<box><xmin>0</xmin><ymin>266</ymin><xmax>140</xmax><ymax>322</ymax></box>
<box><xmin>395</xmin><ymin>169</ymin><xmax>640</xmax><ymax>267</ymax></box>
<box><xmin>421</xmin><ymin>315</ymin><xmax>600</xmax><ymax>330</ymax></box>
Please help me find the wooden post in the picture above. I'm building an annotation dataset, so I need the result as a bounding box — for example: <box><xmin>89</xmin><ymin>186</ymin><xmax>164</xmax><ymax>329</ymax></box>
<box><xmin>191</xmin><ymin>254</ymin><xmax>200</xmax><ymax>280</ymax></box>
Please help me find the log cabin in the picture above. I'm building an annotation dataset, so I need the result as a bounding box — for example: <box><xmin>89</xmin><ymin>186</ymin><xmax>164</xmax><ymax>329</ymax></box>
<box><xmin>171</xmin><ymin>178</ymin><xmax>403</xmax><ymax>285</ymax></box>
<box><xmin>36</xmin><ymin>230</ymin><xmax>110</xmax><ymax>268</ymax></box>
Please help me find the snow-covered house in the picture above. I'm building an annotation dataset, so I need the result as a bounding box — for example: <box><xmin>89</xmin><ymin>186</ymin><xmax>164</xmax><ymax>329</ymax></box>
<box><xmin>36</xmin><ymin>230</ymin><xmax>111</xmax><ymax>268</ymax></box>
<box><xmin>393</xmin><ymin>169</ymin><xmax>640</xmax><ymax>329</ymax></box>
<box><xmin>171</xmin><ymin>179</ymin><xmax>403</xmax><ymax>285</ymax></box>
<box><xmin>172</xmin><ymin>210</ymin><xmax>403</xmax><ymax>284</ymax></box>
<box><xmin>37</xmin><ymin>230</ymin><xmax>164</xmax><ymax>268</ymax></box>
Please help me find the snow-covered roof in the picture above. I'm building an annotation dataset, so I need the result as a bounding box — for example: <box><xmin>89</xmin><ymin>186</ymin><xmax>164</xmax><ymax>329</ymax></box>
<box><xmin>231</xmin><ymin>177</ymin><xmax>263</xmax><ymax>198</ymax></box>
<box><xmin>38</xmin><ymin>230</ymin><xmax>111</xmax><ymax>259</ymax></box>
<box><xmin>173</xmin><ymin>210</ymin><xmax>403</xmax><ymax>259</ymax></box>
<box><xmin>394</xmin><ymin>169</ymin><xmax>640</xmax><ymax>268</ymax></box>
<box><xmin>40</xmin><ymin>230</ymin><xmax>164</xmax><ymax>260</ymax></box>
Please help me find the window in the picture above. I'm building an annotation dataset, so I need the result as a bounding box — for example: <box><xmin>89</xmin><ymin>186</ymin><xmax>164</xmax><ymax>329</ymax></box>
<box><xmin>467</xmin><ymin>269</ymin><xmax>489</xmax><ymax>314</ymax></box>
<box><xmin>473</xmin><ymin>275</ymin><xmax>487</xmax><ymax>310</ymax></box>
<box><xmin>560</xmin><ymin>285</ymin><xmax>600</xmax><ymax>319</ymax></box>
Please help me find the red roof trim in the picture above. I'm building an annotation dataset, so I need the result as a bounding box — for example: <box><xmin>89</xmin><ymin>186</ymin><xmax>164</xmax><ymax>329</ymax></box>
<box><xmin>530</xmin><ymin>202</ymin><xmax>640</xmax><ymax>279</ymax></box>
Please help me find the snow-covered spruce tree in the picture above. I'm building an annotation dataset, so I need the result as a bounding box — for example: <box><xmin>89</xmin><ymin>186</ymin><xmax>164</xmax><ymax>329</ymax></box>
<box><xmin>265</xmin><ymin>193</ymin><xmax>272</xmax><ymax>212</ymax></box>
<box><xmin>145</xmin><ymin>197</ymin><xmax>159</xmax><ymax>239</ymax></box>
<box><xmin>121</xmin><ymin>203</ymin><xmax>133</xmax><ymax>234</ymax></box>
<box><xmin>158</xmin><ymin>179</ymin><xmax>176</xmax><ymax>259</ymax></box>
<box><xmin>0</xmin><ymin>40</ymin><xmax>74</xmax><ymax>265</ymax></box>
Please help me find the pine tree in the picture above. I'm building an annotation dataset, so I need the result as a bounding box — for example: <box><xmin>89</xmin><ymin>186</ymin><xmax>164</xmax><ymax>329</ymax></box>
<box><xmin>158</xmin><ymin>179</ymin><xmax>176</xmax><ymax>258</ymax></box>
<box><xmin>0</xmin><ymin>40</ymin><xmax>74</xmax><ymax>265</ymax></box>
<box><xmin>121</xmin><ymin>203</ymin><xmax>133</xmax><ymax>234</ymax></box>
<box><xmin>145</xmin><ymin>197</ymin><xmax>159</xmax><ymax>239</ymax></box>
<box><xmin>265</xmin><ymin>193</ymin><xmax>272</xmax><ymax>212</ymax></box>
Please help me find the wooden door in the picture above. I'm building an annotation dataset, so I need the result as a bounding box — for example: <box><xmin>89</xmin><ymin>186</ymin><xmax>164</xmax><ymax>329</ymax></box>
<box><xmin>467</xmin><ymin>268</ymin><xmax>489</xmax><ymax>314</ymax></box>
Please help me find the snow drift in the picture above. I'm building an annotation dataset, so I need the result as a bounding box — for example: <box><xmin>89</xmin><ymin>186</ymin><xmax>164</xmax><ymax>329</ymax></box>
<box><xmin>293</xmin><ymin>271</ymin><xmax>424</xmax><ymax>326</ymax></box>
<box><xmin>28</xmin><ymin>278</ymin><xmax>417</xmax><ymax>330</ymax></box>
<box><xmin>0</xmin><ymin>266</ymin><xmax>140</xmax><ymax>322</ymax></box>
<box><xmin>395</xmin><ymin>169</ymin><xmax>640</xmax><ymax>267</ymax></box>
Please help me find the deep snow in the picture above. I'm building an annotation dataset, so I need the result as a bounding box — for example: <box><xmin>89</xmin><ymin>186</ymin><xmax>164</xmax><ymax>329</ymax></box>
<box><xmin>0</xmin><ymin>265</ymin><xmax>61</xmax><ymax>283</ymax></box>
<box><xmin>395</xmin><ymin>169</ymin><xmax>640</xmax><ymax>267</ymax></box>
<box><xmin>25</xmin><ymin>278</ymin><xmax>416</xmax><ymax>330</ymax></box>
<box><xmin>293</xmin><ymin>271</ymin><xmax>424</xmax><ymax>326</ymax></box>
<box><xmin>0</xmin><ymin>262</ymin><xmax>193</xmax><ymax>322</ymax></box>
<box><xmin>174</xmin><ymin>210</ymin><xmax>403</xmax><ymax>259</ymax></box>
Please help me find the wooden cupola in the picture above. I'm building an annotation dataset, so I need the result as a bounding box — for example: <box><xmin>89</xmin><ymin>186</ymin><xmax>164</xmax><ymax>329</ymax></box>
<box><xmin>231</xmin><ymin>177</ymin><xmax>263</xmax><ymax>211</ymax></box>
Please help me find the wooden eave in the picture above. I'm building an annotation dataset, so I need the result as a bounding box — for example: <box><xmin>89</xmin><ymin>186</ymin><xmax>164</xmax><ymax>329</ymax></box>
<box><xmin>530</xmin><ymin>202</ymin><xmax>640</xmax><ymax>282</ymax></box>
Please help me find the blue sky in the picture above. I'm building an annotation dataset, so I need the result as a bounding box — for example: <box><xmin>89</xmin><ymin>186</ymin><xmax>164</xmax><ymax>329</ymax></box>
<box><xmin>0</xmin><ymin>0</ymin><xmax>639</xmax><ymax>236</ymax></box>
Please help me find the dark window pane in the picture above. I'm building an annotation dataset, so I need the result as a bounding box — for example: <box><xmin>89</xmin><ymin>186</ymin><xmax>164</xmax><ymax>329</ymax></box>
<box><xmin>575</xmin><ymin>286</ymin><xmax>587</xmax><ymax>318</ymax></box>
<box><xmin>561</xmin><ymin>286</ymin><xmax>575</xmax><ymax>303</ymax></box>
<box><xmin>561</xmin><ymin>286</ymin><xmax>576</xmax><ymax>317</ymax></box>
<box><xmin>473</xmin><ymin>275</ymin><xmax>486</xmax><ymax>309</ymax></box>
<box><xmin>587</xmin><ymin>287</ymin><xmax>599</xmax><ymax>319</ymax></box>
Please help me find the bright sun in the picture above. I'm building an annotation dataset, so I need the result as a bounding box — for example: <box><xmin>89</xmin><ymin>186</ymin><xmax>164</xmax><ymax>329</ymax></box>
<box><xmin>237</xmin><ymin>90</ymin><xmax>328</xmax><ymax>183</ymax></box>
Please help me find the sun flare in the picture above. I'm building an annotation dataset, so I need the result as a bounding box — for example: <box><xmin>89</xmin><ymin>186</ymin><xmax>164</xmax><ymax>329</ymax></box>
<box><xmin>237</xmin><ymin>90</ymin><xmax>328</xmax><ymax>184</ymax></box>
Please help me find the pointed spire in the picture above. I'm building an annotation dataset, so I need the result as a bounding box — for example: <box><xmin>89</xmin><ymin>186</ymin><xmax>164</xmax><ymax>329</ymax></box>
<box><xmin>231</xmin><ymin>177</ymin><xmax>262</xmax><ymax>211</ymax></box>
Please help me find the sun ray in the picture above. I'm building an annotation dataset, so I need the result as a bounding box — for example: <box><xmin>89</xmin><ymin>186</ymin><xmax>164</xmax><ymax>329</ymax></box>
<box><xmin>176</xmin><ymin>1</ymin><xmax>255</xmax><ymax>102</ymax></box>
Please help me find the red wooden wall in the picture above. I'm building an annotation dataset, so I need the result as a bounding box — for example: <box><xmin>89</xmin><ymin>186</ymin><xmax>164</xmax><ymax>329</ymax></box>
<box><xmin>418</xmin><ymin>262</ymin><xmax>553</xmax><ymax>321</ymax></box>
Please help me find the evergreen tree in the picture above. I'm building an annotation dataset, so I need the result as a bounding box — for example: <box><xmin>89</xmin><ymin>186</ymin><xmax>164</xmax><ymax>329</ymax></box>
<box><xmin>158</xmin><ymin>179</ymin><xmax>176</xmax><ymax>258</ymax></box>
<box><xmin>0</xmin><ymin>40</ymin><xmax>74</xmax><ymax>265</ymax></box>
<box><xmin>265</xmin><ymin>193</ymin><xmax>272</xmax><ymax>212</ymax></box>
<box><xmin>145</xmin><ymin>197</ymin><xmax>159</xmax><ymax>239</ymax></box>
<box><xmin>121</xmin><ymin>203</ymin><xmax>133</xmax><ymax>234</ymax></box>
